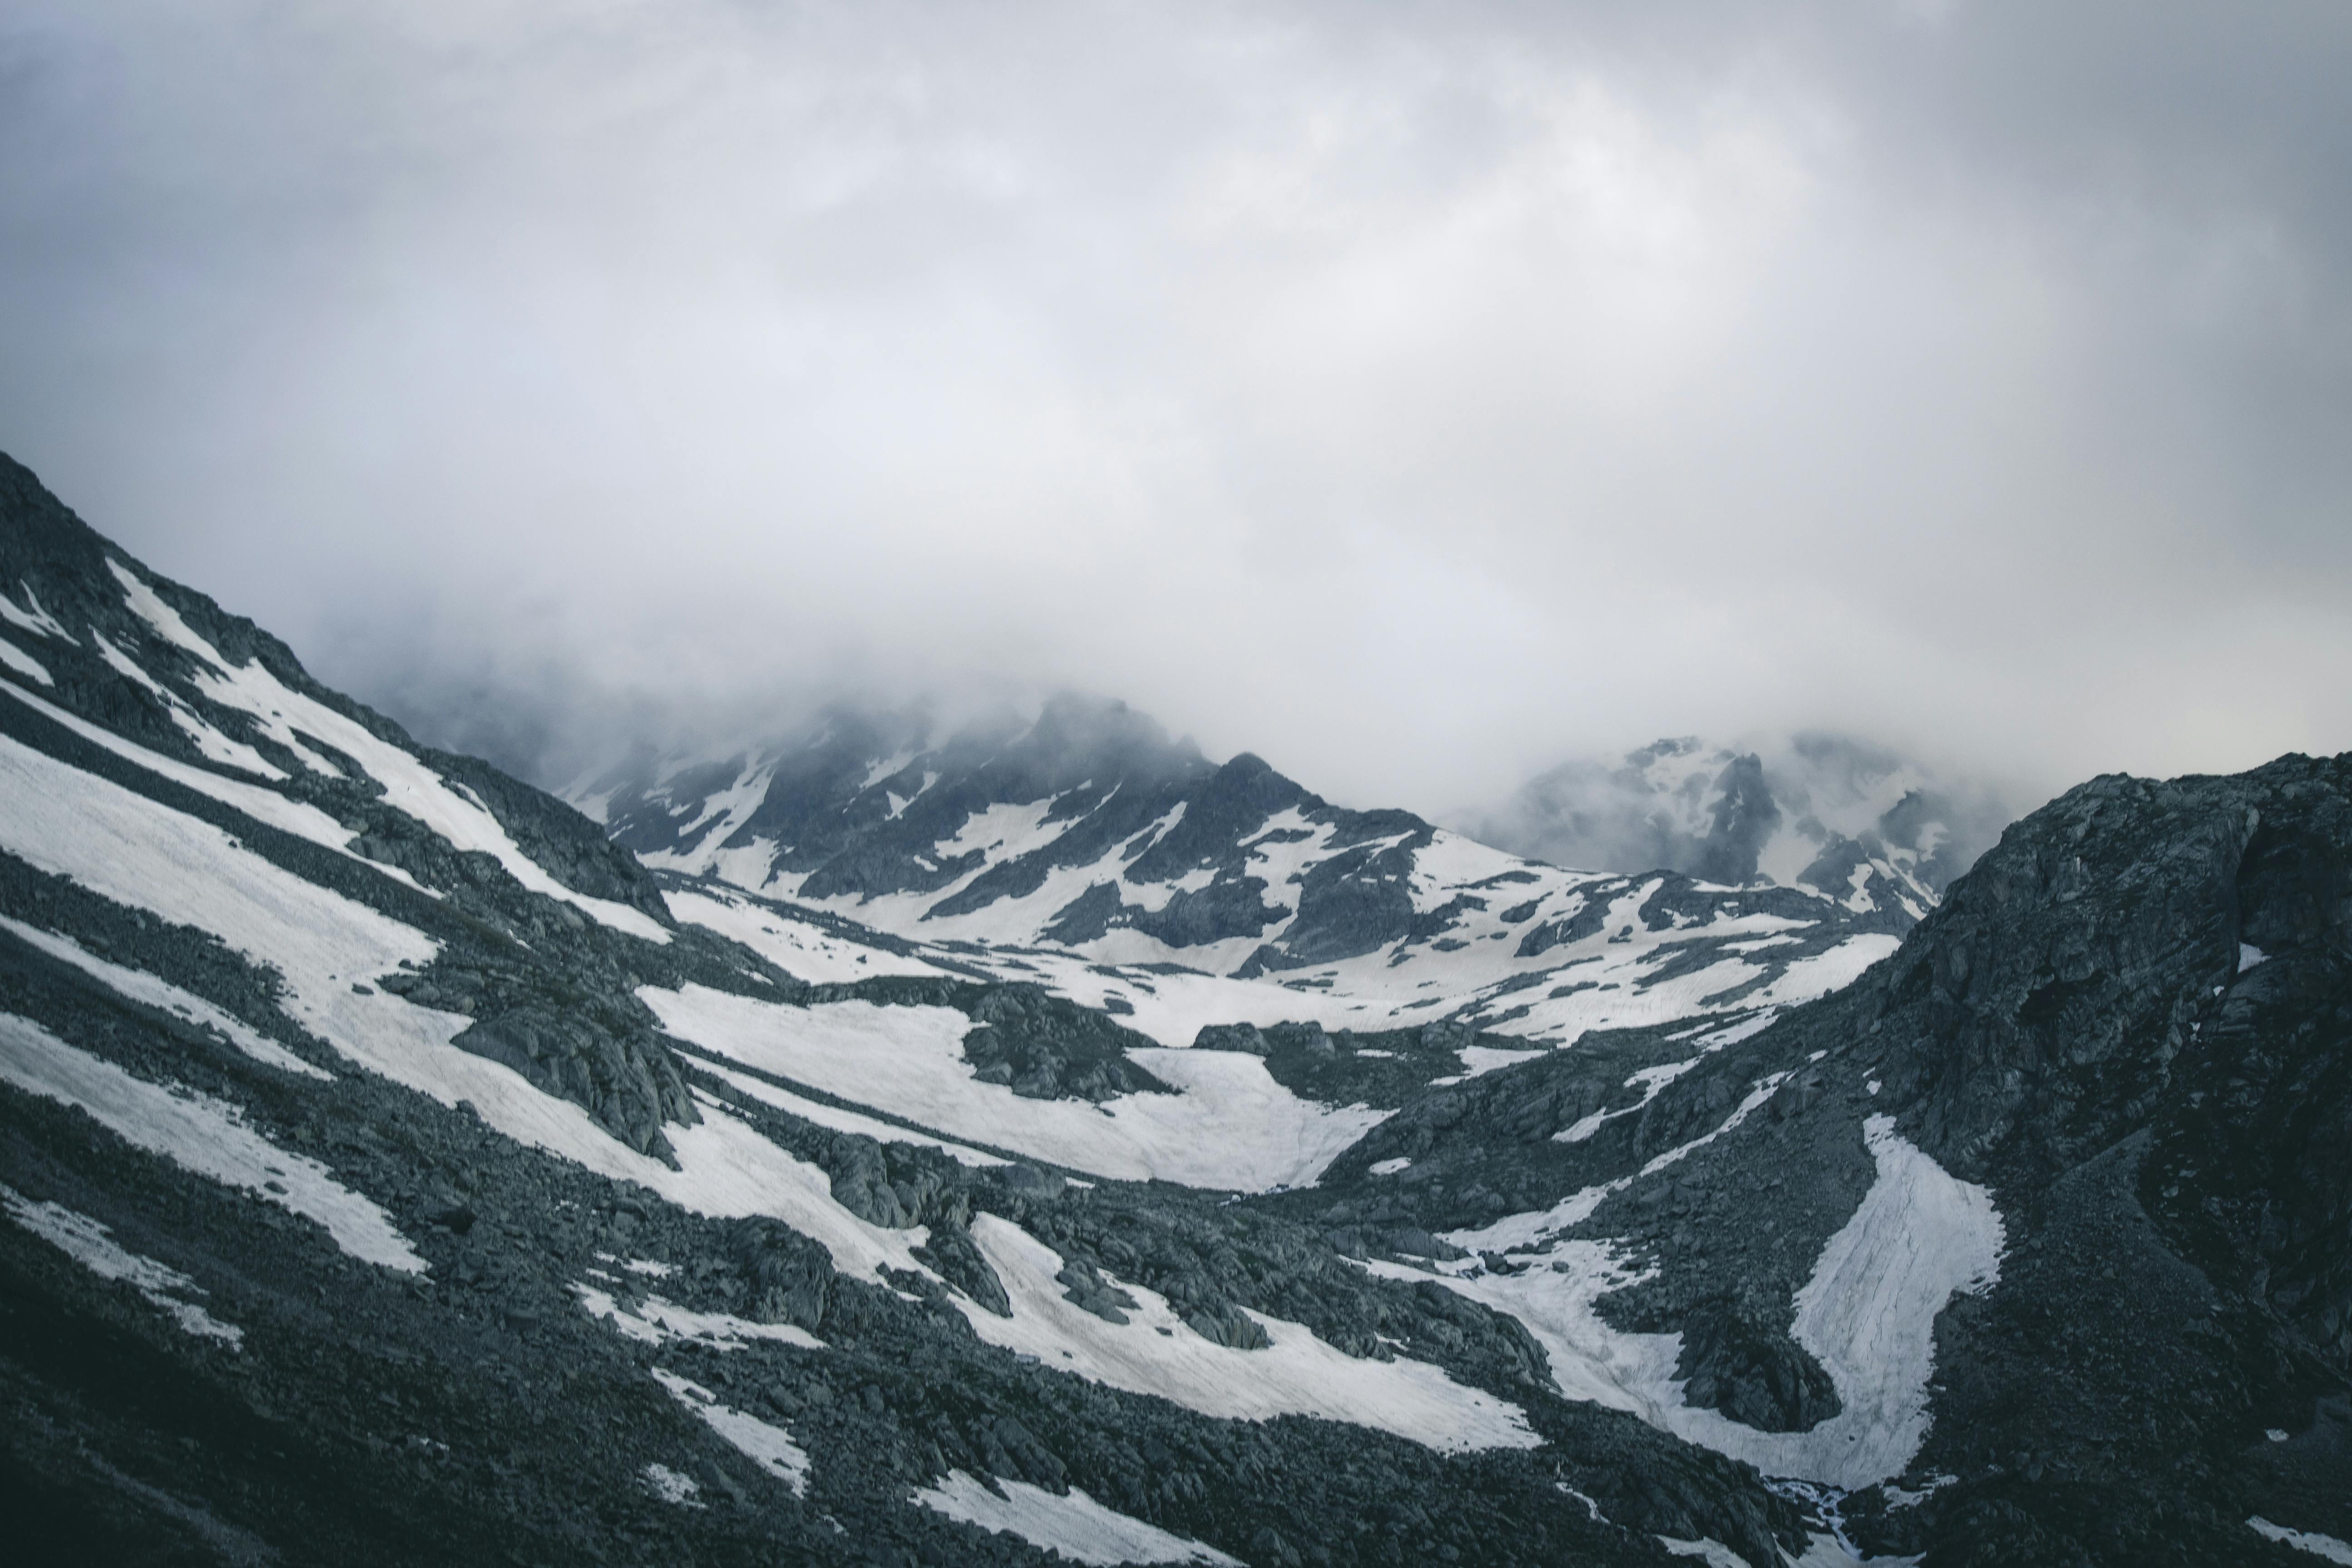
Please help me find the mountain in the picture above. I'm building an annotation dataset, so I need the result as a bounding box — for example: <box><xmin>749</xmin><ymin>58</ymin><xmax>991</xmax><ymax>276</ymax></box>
<box><xmin>1456</xmin><ymin>735</ymin><xmax>2017</xmax><ymax>929</ymax></box>
<box><xmin>571</xmin><ymin>701</ymin><xmax>1903</xmax><ymax>1052</ymax></box>
<box><xmin>2</xmin><ymin>448</ymin><xmax>2348</xmax><ymax>1568</ymax></box>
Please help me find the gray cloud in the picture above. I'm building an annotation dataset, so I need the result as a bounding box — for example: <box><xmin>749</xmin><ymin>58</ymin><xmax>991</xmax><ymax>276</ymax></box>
<box><xmin>1</xmin><ymin>0</ymin><xmax>2346</xmax><ymax>817</ymax></box>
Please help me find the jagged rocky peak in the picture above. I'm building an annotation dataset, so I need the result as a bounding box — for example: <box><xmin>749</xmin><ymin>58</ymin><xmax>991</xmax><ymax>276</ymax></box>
<box><xmin>1456</xmin><ymin>730</ymin><xmax>2015</xmax><ymax>928</ymax></box>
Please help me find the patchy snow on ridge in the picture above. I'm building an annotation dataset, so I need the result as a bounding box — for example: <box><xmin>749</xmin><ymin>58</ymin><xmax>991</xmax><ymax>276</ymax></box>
<box><xmin>1</xmin><ymin>1182</ymin><xmax>243</xmax><ymax>1345</ymax></box>
<box><xmin>960</xmin><ymin>1215</ymin><xmax>1539</xmax><ymax>1455</ymax></box>
<box><xmin>912</xmin><ymin>1470</ymin><xmax>1241</xmax><ymax>1565</ymax></box>
<box><xmin>108</xmin><ymin>561</ymin><xmax>670</xmax><ymax>944</ymax></box>
<box><xmin>0</xmin><ymin>1011</ymin><xmax>423</xmax><ymax>1273</ymax></box>
<box><xmin>0</xmin><ymin>913</ymin><xmax>331</xmax><ymax>1080</ymax></box>
<box><xmin>0</xmin><ymin>727</ymin><xmax>940</xmax><ymax>1290</ymax></box>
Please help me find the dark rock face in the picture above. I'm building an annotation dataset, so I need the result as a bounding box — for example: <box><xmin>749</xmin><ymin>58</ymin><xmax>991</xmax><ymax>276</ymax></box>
<box><xmin>803</xmin><ymin>975</ymin><xmax>1174</xmax><ymax>1104</ymax></box>
<box><xmin>452</xmin><ymin>1007</ymin><xmax>699</xmax><ymax>1163</ymax></box>
<box><xmin>958</xmin><ymin>983</ymin><xmax>1175</xmax><ymax>1102</ymax></box>
<box><xmin>1673</xmin><ymin>1304</ymin><xmax>1838</xmax><ymax>1432</ymax></box>
<box><xmin>1689</xmin><ymin>754</ymin><xmax>1782</xmax><ymax>887</ymax></box>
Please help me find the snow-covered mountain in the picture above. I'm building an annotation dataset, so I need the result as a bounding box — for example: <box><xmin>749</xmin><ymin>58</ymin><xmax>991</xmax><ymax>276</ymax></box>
<box><xmin>5</xmin><ymin>449</ymin><xmax>2350</xmax><ymax>1568</ymax></box>
<box><xmin>1455</xmin><ymin>734</ymin><xmax>2015</xmax><ymax>928</ymax></box>
<box><xmin>571</xmin><ymin>700</ymin><xmax>1901</xmax><ymax>1051</ymax></box>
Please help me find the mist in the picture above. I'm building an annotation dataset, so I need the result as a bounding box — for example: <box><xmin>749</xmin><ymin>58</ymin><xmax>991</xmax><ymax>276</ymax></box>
<box><xmin>2</xmin><ymin>0</ymin><xmax>2347</xmax><ymax>818</ymax></box>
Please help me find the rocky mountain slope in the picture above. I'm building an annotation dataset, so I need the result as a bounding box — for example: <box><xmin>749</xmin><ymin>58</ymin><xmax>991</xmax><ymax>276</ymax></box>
<box><xmin>2</xmin><ymin>449</ymin><xmax>2347</xmax><ymax>1567</ymax></box>
<box><xmin>1456</xmin><ymin>735</ymin><xmax>2015</xmax><ymax>928</ymax></box>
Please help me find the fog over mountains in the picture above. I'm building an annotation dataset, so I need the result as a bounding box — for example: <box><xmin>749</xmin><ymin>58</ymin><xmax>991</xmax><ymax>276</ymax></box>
<box><xmin>1454</xmin><ymin>735</ymin><xmax>2017</xmax><ymax>925</ymax></box>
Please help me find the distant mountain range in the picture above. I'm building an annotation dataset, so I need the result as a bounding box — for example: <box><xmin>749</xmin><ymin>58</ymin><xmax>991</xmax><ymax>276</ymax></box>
<box><xmin>1455</xmin><ymin>734</ymin><xmax>2016</xmax><ymax>926</ymax></box>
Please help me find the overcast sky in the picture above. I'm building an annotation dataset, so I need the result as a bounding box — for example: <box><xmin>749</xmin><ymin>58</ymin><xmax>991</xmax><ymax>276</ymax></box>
<box><xmin>2</xmin><ymin>0</ymin><xmax>2347</xmax><ymax>815</ymax></box>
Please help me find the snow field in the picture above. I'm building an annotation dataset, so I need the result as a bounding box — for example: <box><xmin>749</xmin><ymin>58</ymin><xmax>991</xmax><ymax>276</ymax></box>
<box><xmin>640</xmin><ymin>984</ymin><xmax>1389</xmax><ymax>1191</ymax></box>
<box><xmin>692</xmin><ymin>1057</ymin><xmax>1009</xmax><ymax>1167</ymax></box>
<box><xmin>911</xmin><ymin>1470</ymin><xmax>1241</xmax><ymax>1566</ymax></box>
<box><xmin>0</xmin><ymin>677</ymin><xmax>432</xmax><ymax>894</ymax></box>
<box><xmin>958</xmin><ymin>1215</ymin><xmax>1540</xmax><ymax>1454</ymax></box>
<box><xmin>662</xmin><ymin>886</ymin><xmax>946</xmax><ymax>983</ymax></box>
<box><xmin>0</xmin><ymin>1181</ymin><xmax>242</xmax><ymax>1345</ymax></box>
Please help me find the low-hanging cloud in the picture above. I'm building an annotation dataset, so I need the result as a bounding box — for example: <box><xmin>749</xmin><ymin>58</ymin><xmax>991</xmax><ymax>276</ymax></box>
<box><xmin>1</xmin><ymin>0</ymin><xmax>2346</xmax><ymax>815</ymax></box>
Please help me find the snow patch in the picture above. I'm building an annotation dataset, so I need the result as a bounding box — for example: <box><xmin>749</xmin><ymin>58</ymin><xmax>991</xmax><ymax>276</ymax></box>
<box><xmin>912</xmin><ymin>1470</ymin><xmax>1240</xmax><ymax>1565</ymax></box>
<box><xmin>640</xmin><ymin>1463</ymin><xmax>703</xmax><ymax>1507</ymax></box>
<box><xmin>641</xmin><ymin>985</ymin><xmax>1387</xmax><ymax>1191</ymax></box>
<box><xmin>2249</xmin><ymin>1518</ymin><xmax>2352</xmax><ymax>1565</ymax></box>
<box><xmin>1458</xmin><ymin>1044</ymin><xmax>1547</xmax><ymax>1077</ymax></box>
<box><xmin>572</xmin><ymin>1283</ymin><xmax>824</xmax><ymax>1351</ymax></box>
<box><xmin>0</xmin><ymin>582</ymin><xmax>72</xmax><ymax>642</ymax></box>
<box><xmin>651</xmin><ymin>1369</ymin><xmax>812</xmax><ymax>1496</ymax></box>
<box><xmin>0</xmin><ymin>634</ymin><xmax>52</xmax><ymax>686</ymax></box>
<box><xmin>1411</xmin><ymin>1111</ymin><xmax>2001</xmax><ymax>1490</ymax></box>
<box><xmin>0</xmin><ymin>1182</ymin><xmax>242</xmax><ymax>1345</ymax></box>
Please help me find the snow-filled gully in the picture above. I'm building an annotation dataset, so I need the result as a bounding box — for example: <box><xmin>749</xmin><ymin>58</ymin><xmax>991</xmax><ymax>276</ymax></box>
<box><xmin>1381</xmin><ymin>1112</ymin><xmax>2004</xmax><ymax>1490</ymax></box>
